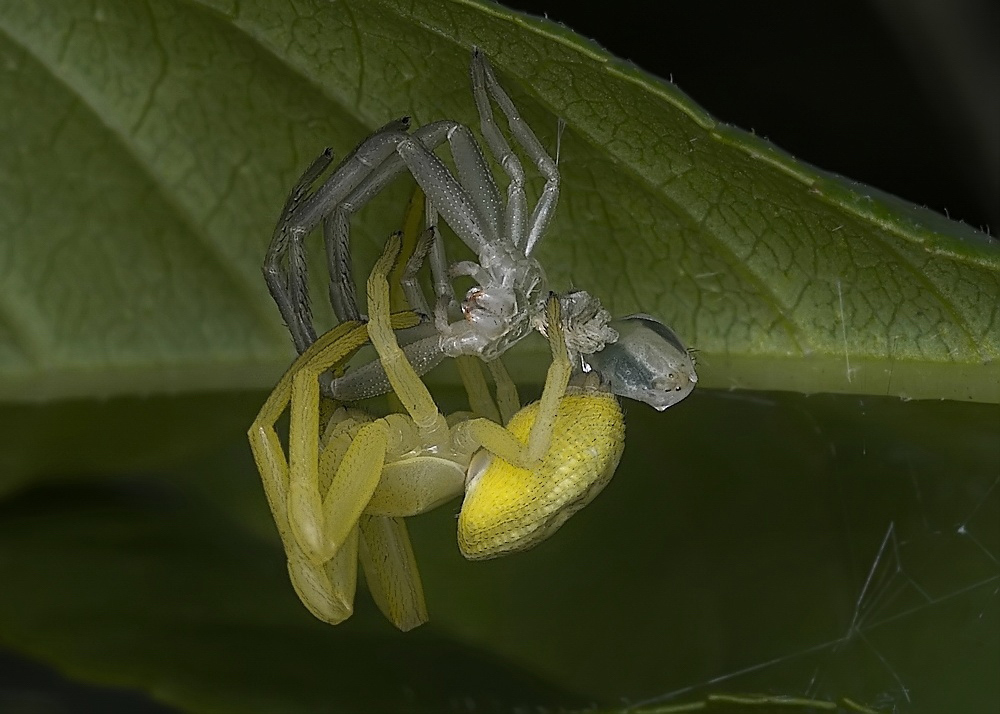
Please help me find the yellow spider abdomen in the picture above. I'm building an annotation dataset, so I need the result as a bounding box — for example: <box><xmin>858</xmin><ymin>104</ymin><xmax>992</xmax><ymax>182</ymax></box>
<box><xmin>458</xmin><ymin>391</ymin><xmax>625</xmax><ymax>560</ymax></box>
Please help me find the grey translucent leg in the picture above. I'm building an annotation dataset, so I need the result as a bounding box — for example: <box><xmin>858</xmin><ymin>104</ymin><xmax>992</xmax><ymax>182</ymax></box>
<box><xmin>399</xmin><ymin>227</ymin><xmax>435</xmax><ymax>316</ymax></box>
<box><xmin>328</xmin><ymin>227</ymin><xmax>446</xmax><ymax>404</ymax></box>
<box><xmin>265</xmin><ymin>118</ymin><xmax>410</xmax><ymax>351</ymax></box>
<box><xmin>327</xmin><ymin>328</ymin><xmax>445</xmax><ymax>403</ymax></box>
<box><xmin>469</xmin><ymin>50</ymin><xmax>528</xmax><ymax>251</ymax></box>
<box><xmin>263</xmin><ymin>148</ymin><xmax>336</xmax><ymax>353</ymax></box>
<box><xmin>323</xmin><ymin>121</ymin><xmax>451</xmax><ymax>323</ymax></box>
<box><xmin>471</xmin><ymin>48</ymin><xmax>560</xmax><ymax>256</ymax></box>
<box><xmin>269</xmin><ymin>118</ymin><xmax>459</xmax><ymax>347</ymax></box>
<box><xmin>275</xmin><ymin>119</ymin><xmax>510</xmax><ymax>349</ymax></box>
<box><xmin>424</xmin><ymin>203</ymin><xmax>459</xmax><ymax>333</ymax></box>
<box><xmin>324</xmin><ymin>217</ymin><xmax>360</xmax><ymax>321</ymax></box>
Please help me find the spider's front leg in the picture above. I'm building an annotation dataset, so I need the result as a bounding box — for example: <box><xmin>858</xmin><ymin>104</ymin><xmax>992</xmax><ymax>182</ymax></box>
<box><xmin>454</xmin><ymin>297</ymin><xmax>627</xmax><ymax>560</ymax></box>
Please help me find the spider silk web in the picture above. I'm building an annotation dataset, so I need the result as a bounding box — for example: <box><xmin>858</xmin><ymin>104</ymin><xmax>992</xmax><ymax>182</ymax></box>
<box><xmin>613</xmin><ymin>392</ymin><xmax>1000</xmax><ymax>714</ymax></box>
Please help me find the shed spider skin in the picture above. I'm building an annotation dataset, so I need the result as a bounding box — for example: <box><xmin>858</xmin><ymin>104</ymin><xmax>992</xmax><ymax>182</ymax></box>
<box><xmin>249</xmin><ymin>234</ymin><xmax>625</xmax><ymax>630</ymax></box>
<box><xmin>263</xmin><ymin>48</ymin><xmax>697</xmax><ymax>411</ymax></box>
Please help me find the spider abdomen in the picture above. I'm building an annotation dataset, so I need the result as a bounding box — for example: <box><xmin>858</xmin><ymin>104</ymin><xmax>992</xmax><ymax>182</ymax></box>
<box><xmin>458</xmin><ymin>392</ymin><xmax>625</xmax><ymax>560</ymax></box>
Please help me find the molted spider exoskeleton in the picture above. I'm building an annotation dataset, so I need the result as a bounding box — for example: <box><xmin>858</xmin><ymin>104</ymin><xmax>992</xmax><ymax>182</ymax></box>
<box><xmin>262</xmin><ymin>48</ymin><xmax>697</xmax><ymax>410</ymax></box>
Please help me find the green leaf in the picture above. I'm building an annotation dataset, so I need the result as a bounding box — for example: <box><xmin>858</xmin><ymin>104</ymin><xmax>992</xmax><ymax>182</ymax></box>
<box><xmin>0</xmin><ymin>0</ymin><xmax>996</xmax><ymax>404</ymax></box>
<box><xmin>1</xmin><ymin>391</ymin><xmax>997</xmax><ymax>712</ymax></box>
<box><xmin>0</xmin><ymin>392</ymin><xmax>263</xmax><ymax>496</ymax></box>
<box><xmin>0</xmin><ymin>476</ymin><xmax>579</xmax><ymax>714</ymax></box>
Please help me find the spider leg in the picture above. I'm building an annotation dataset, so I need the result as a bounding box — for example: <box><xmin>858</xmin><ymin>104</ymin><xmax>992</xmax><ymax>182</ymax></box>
<box><xmin>268</xmin><ymin>118</ymin><xmax>483</xmax><ymax>337</ymax></box>
<box><xmin>324</xmin><ymin>223</ymin><xmax>447</xmax><ymax>403</ymax></box>
<box><xmin>265</xmin><ymin>119</ymin><xmax>410</xmax><ymax>352</ymax></box>
<box><xmin>453</xmin><ymin>295</ymin><xmax>571</xmax><ymax>468</ymax></box>
<box><xmin>358</xmin><ymin>515</ymin><xmax>428</xmax><ymax>631</ymax></box>
<box><xmin>521</xmin><ymin>295</ymin><xmax>573</xmax><ymax>462</ymax></box>
<box><xmin>288</xmin><ymin>352</ymin><xmax>389</xmax><ymax>565</ymax></box>
<box><xmin>247</xmin><ymin>315</ymin><xmax>418</xmax><ymax>625</ymax></box>
<box><xmin>264</xmin><ymin>148</ymin><xmax>337</xmax><ymax>352</ymax></box>
<box><xmin>485</xmin><ymin>358</ymin><xmax>520</xmax><ymax>424</ymax></box>
<box><xmin>248</xmin><ymin>320</ymin><xmax>374</xmax><ymax>550</ymax></box>
<box><xmin>322</xmin><ymin>120</ymin><xmax>451</xmax><ymax>322</ymax></box>
<box><xmin>391</xmin><ymin>193</ymin><xmax>457</xmax><ymax>381</ymax></box>
<box><xmin>320</xmin><ymin>216</ymin><xmax>515</xmax><ymax>412</ymax></box>
<box><xmin>469</xmin><ymin>48</ymin><xmax>528</xmax><ymax>250</ymax></box>
<box><xmin>397</xmin><ymin>224</ymin><xmax>435</xmax><ymax>317</ymax></box>
<box><xmin>472</xmin><ymin>49</ymin><xmax>560</xmax><ymax>256</ymax></box>
<box><xmin>392</xmin><ymin>191</ymin><xmax>434</xmax><ymax>316</ymax></box>
<box><xmin>450</xmin><ymin>260</ymin><xmax>492</xmax><ymax>284</ymax></box>
<box><xmin>286</xmin><ymin>524</ymin><xmax>360</xmax><ymax>625</ymax></box>
<box><xmin>322</xmin><ymin>119</ymin><xmax>505</xmax><ymax>326</ymax></box>
<box><xmin>455</xmin><ymin>356</ymin><xmax>502</xmax><ymax>423</ymax></box>
<box><xmin>326</xmin><ymin>330</ymin><xmax>445</xmax><ymax>403</ymax></box>
<box><xmin>366</xmin><ymin>232</ymin><xmax>450</xmax><ymax>443</ymax></box>
<box><xmin>425</xmin><ymin>205</ymin><xmax>461</xmax><ymax>334</ymax></box>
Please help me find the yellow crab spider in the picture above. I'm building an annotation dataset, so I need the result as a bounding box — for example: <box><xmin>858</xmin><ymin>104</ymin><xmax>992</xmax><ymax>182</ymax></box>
<box><xmin>249</xmin><ymin>233</ymin><xmax>625</xmax><ymax>631</ymax></box>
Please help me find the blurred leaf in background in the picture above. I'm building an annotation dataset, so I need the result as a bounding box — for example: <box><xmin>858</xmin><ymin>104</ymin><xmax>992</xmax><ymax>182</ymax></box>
<box><xmin>0</xmin><ymin>0</ymin><xmax>997</xmax><ymax>713</ymax></box>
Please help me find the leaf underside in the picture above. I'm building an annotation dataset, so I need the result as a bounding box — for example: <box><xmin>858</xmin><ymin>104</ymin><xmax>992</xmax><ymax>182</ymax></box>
<box><xmin>0</xmin><ymin>0</ymin><xmax>996</xmax><ymax>403</ymax></box>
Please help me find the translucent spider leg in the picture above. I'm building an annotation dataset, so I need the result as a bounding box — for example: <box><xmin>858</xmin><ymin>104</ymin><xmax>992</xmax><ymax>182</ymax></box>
<box><xmin>332</xmin><ymin>199</ymin><xmax>519</xmax><ymax>424</ymax></box>
<box><xmin>468</xmin><ymin>49</ymin><xmax>528</xmax><ymax>250</ymax></box>
<box><xmin>471</xmin><ymin>48</ymin><xmax>560</xmax><ymax>256</ymax></box>
<box><xmin>263</xmin><ymin>148</ymin><xmax>338</xmax><ymax>353</ymax></box>
<box><xmin>268</xmin><ymin>118</ymin><xmax>507</xmax><ymax>342</ymax></box>
<box><xmin>266</xmin><ymin>119</ymin><xmax>418</xmax><ymax>350</ymax></box>
<box><xmin>390</xmin><ymin>188</ymin><xmax>434</xmax><ymax>315</ymax></box>
<box><xmin>320</xmin><ymin>118</ymin><xmax>501</xmax><ymax>323</ymax></box>
<box><xmin>321</xmin><ymin>221</ymin><xmax>446</xmax><ymax>404</ymax></box>
<box><xmin>399</xmin><ymin>193</ymin><xmax>516</xmax><ymax>426</ymax></box>
<box><xmin>322</xmin><ymin>193</ymin><xmax>519</xmax><ymax>421</ymax></box>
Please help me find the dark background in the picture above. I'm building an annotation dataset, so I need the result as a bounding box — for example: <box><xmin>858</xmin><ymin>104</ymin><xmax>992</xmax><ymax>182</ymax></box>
<box><xmin>504</xmin><ymin>0</ymin><xmax>999</xmax><ymax>233</ymax></box>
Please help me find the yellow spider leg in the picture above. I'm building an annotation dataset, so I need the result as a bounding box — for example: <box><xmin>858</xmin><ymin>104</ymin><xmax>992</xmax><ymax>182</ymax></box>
<box><xmin>287</xmin><ymin>369</ymin><xmax>388</xmax><ymax>564</ymax></box>
<box><xmin>454</xmin><ymin>296</ymin><xmax>571</xmax><ymax>469</ymax></box>
<box><xmin>288</xmin><ymin>306</ymin><xmax>434</xmax><ymax>562</ymax></box>
<box><xmin>249</xmin><ymin>316</ymin><xmax>418</xmax><ymax>544</ymax></box>
<box><xmin>249</xmin><ymin>320</ymin><xmax>370</xmax><ymax>552</ymax></box>
<box><xmin>358</xmin><ymin>515</ymin><xmax>429</xmax><ymax>631</ymax></box>
<box><xmin>523</xmin><ymin>296</ymin><xmax>573</xmax><ymax>463</ymax></box>
<box><xmin>485</xmin><ymin>358</ymin><xmax>520</xmax><ymax>424</ymax></box>
<box><xmin>286</xmin><ymin>524</ymin><xmax>359</xmax><ymax>625</ymax></box>
<box><xmin>389</xmin><ymin>186</ymin><xmax>511</xmax><ymax>428</ymax></box>
<box><xmin>455</xmin><ymin>355</ymin><xmax>502</xmax><ymax>423</ymax></box>
<box><xmin>367</xmin><ymin>233</ymin><xmax>449</xmax><ymax>441</ymax></box>
<box><xmin>248</xmin><ymin>313</ymin><xmax>419</xmax><ymax>625</ymax></box>
<box><xmin>385</xmin><ymin>189</ymin><xmax>429</xmax><ymax>417</ymax></box>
